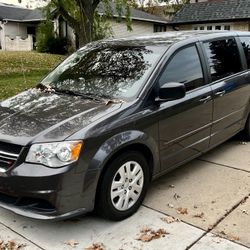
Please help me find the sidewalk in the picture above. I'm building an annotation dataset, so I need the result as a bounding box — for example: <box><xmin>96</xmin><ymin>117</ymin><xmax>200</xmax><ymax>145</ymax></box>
<box><xmin>0</xmin><ymin>138</ymin><xmax>249</xmax><ymax>250</ymax></box>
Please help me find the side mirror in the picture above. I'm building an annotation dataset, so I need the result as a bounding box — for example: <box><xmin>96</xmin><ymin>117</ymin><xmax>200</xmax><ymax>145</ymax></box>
<box><xmin>156</xmin><ymin>82</ymin><xmax>186</xmax><ymax>102</ymax></box>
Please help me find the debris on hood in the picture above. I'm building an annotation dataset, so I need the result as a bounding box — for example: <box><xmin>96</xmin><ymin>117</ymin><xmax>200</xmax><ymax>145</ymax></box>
<box><xmin>105</xmin><ymin>99</ymin><xmax>125</xmax><ymax>105</ymax></box>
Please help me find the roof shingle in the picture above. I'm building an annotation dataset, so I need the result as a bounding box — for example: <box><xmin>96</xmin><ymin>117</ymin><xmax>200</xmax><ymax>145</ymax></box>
<box><xmin>97</xmin><ymin>2</ymin><xmax>167</xmax><ymax>24</ymax></box>
<box><xmin>0</xmin><ymin>3</ymin><xmax>44</xmax><ymax>22</ymax></box>
<box><xmin>171</xmin><ymin>0</ymin><xmax>250</xmax><ymax>24</ymax></box>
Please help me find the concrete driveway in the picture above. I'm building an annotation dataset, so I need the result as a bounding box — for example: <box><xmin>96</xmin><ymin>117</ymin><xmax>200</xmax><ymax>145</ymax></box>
<box><xmin>0</xmin><ymin>137</ymin><xmax>249</xmax><ymax>250</ymax></box>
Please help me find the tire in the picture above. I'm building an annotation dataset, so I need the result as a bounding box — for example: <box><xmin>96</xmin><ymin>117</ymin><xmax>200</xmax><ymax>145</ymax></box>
<box><xmin>95</xmin><ymin>151</ymin><xmax>150</xmax><ymax>221</ymax></box>
<box><xmin>243</xmin><ymin>114</ymin><xmax>250</xmax><ymax>140</ymax></box>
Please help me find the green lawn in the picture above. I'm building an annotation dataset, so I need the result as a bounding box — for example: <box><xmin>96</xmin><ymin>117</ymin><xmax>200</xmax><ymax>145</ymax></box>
<box><xmin>0</xmin><ymin>51</ymin><xmax>65</xmax><ymax>99</ymax></box>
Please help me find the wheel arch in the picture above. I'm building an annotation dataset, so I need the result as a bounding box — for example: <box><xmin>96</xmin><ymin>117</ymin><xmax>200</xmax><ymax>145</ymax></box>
<box><xmin>90</xmin><ymin>130</ymin><xmax>160</xmax><ymax>207</ymax></box>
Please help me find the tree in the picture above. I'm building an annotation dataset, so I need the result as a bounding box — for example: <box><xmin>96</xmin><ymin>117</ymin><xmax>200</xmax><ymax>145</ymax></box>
<box><xmin>128</xmin><ymin>0</ymin><xmax>189</xmax><ymax>11</ymax></box>
<box><xmin>47</xmin><ymin>0</ymin><xmax>131</xmax><ymax>47</ymax></box>
<box><xmin>18</xmin><ymin>0</ymin><xmax>130</xmax><ymax>47</ymax></box>
<box><xmin>133</xmin><ymin>0</ymin><xmax>189</xmax><ymax>19</ymax></box>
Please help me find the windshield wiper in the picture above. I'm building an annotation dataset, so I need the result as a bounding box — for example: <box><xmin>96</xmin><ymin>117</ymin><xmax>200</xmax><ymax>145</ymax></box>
<box><xmin>84</xmin><ymin>92</ymin><xmax>126</xmax><ymax>105</ymax></box>
<box><xmin>53</xmin><ymin>88</ymin><xmax>103</xmax><ymax>101</ymax></box>
<box><xmin>37</xmin><ymin>84</ymin><xmax>123</xmax><ymax>103</ymax></box>
<box><xmin>84</xmin><ymin>92</ymin><xmax>112</xmax><ymax>100</ymax></box>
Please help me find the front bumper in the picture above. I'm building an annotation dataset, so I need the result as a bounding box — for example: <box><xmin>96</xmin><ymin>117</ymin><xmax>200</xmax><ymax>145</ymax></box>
<box><xmin>0</xmin><ymin>201</ymin><xmax>87</xmax><ymax>220</ymax></box>
<box><xmin>0</xmin><ymin>162</ymin><xmax>97</xmax><ymax>220</ymax></box>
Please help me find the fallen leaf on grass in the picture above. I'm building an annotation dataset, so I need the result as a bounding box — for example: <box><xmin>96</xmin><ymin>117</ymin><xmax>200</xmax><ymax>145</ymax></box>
<box><xmin>64</xmin><ymin>239</ymin><xmax>79</xmax><ymax>248</ymax></box>
<box><xmin>176</xmin><ymin>207</ymin><xmax>188</xmax><ymax>215</ymax></box>
<box><xmin>137</xmin><ymin>227</ymin><xmax>169</xmax><ymax>242</ymax></box>
<box><xmin>161</xmin><ymin>215</ymin><xmax>180</xmax><ymax>224</ymax></box>
<box><xmin>85</xmin><ymin>243</ymin><xmax>105</xmax><ymax>250</ymax></box>
<box><xmin>193</xmin><ymin>212</ymin><xmax>204</xmax><ymax>218</ymax></box>
<box><xmin>0</xmin><ymin>239</ymin><xmax>25</xmax><ymax>250</ymax></box>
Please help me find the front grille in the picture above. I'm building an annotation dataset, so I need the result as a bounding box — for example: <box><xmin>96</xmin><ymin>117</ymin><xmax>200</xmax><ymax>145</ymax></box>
<box><xmin>0</xmin><ymin>142</ymin><xmax>22</xmax><ymax>172</ymax></box>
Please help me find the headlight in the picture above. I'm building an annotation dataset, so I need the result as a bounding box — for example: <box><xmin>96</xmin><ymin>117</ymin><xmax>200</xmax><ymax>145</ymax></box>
<box><xmin>26</xmin><ymin>141</ymin><xmax>83</xmax><ymax>168</ymax></box>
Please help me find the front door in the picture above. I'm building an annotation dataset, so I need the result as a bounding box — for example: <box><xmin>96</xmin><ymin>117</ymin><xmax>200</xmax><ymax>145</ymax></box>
<box><xmin>157</xmin><ymin>44</ymin><xmax>213</xmax><ymax>171</ymax></box>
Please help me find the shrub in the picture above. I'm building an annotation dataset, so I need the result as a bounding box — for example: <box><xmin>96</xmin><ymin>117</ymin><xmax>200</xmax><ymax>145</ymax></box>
<box><xmin>36</xmin><ymin>21</ymin><xmax>70</xmax><ymax>55</ymax></box>
<box><xmin>36</xmin><ymin>20</ymin><xmax>54</xmax><ymax>53</ymax></box>
<box><xmin>46</xmin><ymin>37</ymin><xmax>70</xmax><ymax>55</ymax></box>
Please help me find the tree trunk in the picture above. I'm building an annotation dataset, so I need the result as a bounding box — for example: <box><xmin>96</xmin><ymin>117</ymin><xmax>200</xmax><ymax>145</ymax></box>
<box><xmin>77</xmin><ymin>0</ymin><xmax>95</xmax><ymax>47</ymax></box>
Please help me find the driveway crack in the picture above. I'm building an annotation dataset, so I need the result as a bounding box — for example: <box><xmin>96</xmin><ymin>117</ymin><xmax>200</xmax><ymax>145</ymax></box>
<box><xmin>198</xmin><ymin>158</ymin><xmax>250</xmax><ymax>174</ymax></box>
<box><xmin>185</xmin><ymin>193</ymin><xmax>250</xmax><ymax>249</ymax></box>
<box><xmin>0</xmin><ymin>221</ymin><xmax>45</xmax><ymax>250</ymax></box>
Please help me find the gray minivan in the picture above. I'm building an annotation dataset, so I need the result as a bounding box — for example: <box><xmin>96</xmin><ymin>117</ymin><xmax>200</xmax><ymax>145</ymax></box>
<box><xmin>0</xmin><ymin>31</ymin><xmax>250</xmax><ymax>221</ymax></box>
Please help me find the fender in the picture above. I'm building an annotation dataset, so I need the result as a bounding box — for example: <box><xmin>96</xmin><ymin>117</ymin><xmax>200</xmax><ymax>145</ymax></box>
<box><xmin>89</xmin><ymin>130</ymin><xmax>160</xmax><ymax>174</ymax></box>
<box><xmin>84</xmin><ymin>130</ymin><xmax>160</xmax><ymax>209</ymax></box>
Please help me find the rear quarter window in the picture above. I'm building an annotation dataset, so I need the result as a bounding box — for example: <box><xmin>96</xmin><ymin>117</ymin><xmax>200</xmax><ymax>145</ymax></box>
<box><xmin>203</xmin><ymin>38</ymin><xmax>242</xmax><ymax>82</ymax></box>
<box><xmin>239</xmin><ymin>36</ymin><xmax>250</xmax><ymax>69</ymax></box>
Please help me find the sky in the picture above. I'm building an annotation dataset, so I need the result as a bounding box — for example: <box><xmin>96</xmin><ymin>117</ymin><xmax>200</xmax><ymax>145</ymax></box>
<box><xmin>0</xmin><ymin>0</ymin><xmax>47</xmax><ymax>8</ymax></box>
<box><xmin>0</xmin><ymin>0</ymin><xmax>29</xmax><ymax>7</ymax></box>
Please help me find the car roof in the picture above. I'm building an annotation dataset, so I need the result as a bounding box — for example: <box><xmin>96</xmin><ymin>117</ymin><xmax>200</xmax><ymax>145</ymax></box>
<box><xmin>100</xmin><ymin>31</ymin><xmax>250</xmax><ymax>47</ymax></box>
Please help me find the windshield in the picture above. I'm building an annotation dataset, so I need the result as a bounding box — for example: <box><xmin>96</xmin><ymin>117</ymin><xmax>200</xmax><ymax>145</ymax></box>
<box><xmin>41</xmin><ymin>43</ymin><xmax>166</xmax><ymax>101</ymax></box>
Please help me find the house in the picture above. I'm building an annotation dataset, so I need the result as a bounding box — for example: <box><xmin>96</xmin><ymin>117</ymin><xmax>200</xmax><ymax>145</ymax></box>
<box><xmin>54</xmin><ymin>3</ymin><xmax>168</xmax><ymax>47</ymax></box>
<box><xmin>169</xmin><ymin>0</ymin><xmax>250</xmax><ymax>32</ymax></box>
<box><xmin>0</xmin><ymin>2</ymin><xmax>167</xmax><ymax>51</ymax></box>
<box><xmin>0</xmin><ymin>3</ymin><xmax>44</xmax><ymax>51</ymax></box>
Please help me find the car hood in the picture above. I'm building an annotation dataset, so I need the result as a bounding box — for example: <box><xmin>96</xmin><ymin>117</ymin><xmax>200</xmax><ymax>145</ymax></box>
<box><xmin>0</xmin><ymin>88</ymin><xmax>122</xmax><ymax>146</ymax></box>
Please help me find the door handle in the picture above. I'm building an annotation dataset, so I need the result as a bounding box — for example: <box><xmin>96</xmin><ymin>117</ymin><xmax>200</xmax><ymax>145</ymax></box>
<box><xmin>199</xmin><ymin>96</ymin><xmax>211</xmax><ymax>103</ymax></box>
<box><xmin>215</xmin><ymin>90</ymin><xmax>226</xmax><ymax>97</ymax></box>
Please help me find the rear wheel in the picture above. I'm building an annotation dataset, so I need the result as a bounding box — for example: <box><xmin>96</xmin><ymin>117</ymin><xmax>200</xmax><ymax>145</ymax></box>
<box><xmin>95</xmin><ymin>151</ymin><xmax>150</xmax><ymax>221</ymax></box>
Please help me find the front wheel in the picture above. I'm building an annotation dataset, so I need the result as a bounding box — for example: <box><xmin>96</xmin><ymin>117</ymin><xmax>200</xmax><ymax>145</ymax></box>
<box><xmin>95</xmin><ymin>151</ymin><xmax>150</xmax><ymax>221</ymax></box>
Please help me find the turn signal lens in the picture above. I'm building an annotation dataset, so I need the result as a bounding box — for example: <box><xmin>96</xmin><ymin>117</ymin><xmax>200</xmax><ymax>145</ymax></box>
<box><xmin>71</xmin><ymin>142</ymin><xmax>83</xmax><ymax>161</ymax></box>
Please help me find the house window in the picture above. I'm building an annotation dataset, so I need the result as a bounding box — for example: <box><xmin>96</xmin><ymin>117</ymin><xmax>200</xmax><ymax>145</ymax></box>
<box><xmin>193</xmin><ymin>24</ymin><xmax>231</xmax><ymax>31</ymax></box>
<box><xmin>154</xmin><ymin>24</ymin><xmax>166</xmax><ymax>33</ymax></box>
